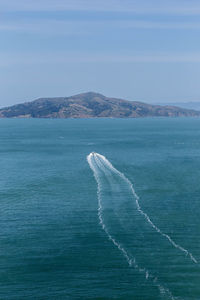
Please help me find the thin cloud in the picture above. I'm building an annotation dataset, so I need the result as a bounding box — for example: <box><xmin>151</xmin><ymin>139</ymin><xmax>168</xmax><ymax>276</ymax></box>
<box><xmin>0</xmin><ymin>20</ymin><xmax>89</xmax><ymax>35</ymax></box>
<box><xmin>1</xmin><ymin>52</ymin><xmax>200</xmax><ymax>66</ymax></box>
<box><xmin>1</xmin><ymin>19</ymin><xmax>200</xmax><ymax>35</ymax></box>
<box><xmin>1</xmin><ymin>0</ymin><xmax>200</xmax><ymax>15</ymax></box>
<box><xmin>119</xmin><ymin>20</ymin><xmax>200</xmax><ymax>30</ymax></box>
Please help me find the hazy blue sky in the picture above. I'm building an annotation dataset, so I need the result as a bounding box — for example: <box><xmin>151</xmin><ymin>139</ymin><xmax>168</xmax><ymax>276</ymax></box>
<box><xmin>1</xmin><ymin>0</ymin><xmax>200</xmax><ymax>107</ymax></box>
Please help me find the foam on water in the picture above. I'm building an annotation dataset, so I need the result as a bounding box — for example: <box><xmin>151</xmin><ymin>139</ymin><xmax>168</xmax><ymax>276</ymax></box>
<box><xmin>87</xmin><ymin>152</ymin><xmax>179</xmax><ymax>300</ymax></box>
<box><xmin>88</xmin><ymin>152</ymin><xmax>197</xmax><ymax>265</ymax></box>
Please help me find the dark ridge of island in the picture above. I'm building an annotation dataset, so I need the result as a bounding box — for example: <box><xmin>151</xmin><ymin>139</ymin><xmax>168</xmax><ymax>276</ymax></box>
<box><xmin>1</xmin><ymin>92</ymin><xmax>200</xmax><ymax>118</ymax></box>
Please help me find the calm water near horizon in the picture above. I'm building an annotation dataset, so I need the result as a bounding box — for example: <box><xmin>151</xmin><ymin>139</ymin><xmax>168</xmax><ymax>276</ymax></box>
<box><xmin>1</xmin><ymin>118</ymin><xmax>200</xmax><ymax>300</ymax></box>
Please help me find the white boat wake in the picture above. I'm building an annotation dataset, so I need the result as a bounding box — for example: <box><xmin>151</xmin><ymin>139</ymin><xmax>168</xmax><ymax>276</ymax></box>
<box><xmin>87</xmin><ymin>152</ymin><xmax>197</xmax><ymax>299</ymax></box>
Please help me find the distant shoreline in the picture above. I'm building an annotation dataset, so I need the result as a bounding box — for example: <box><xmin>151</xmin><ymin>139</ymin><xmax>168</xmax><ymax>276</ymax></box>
<box><xmin>1</xmin><ymin>92</ymin><xmax>200</xmax><ymax>118</ymax></box>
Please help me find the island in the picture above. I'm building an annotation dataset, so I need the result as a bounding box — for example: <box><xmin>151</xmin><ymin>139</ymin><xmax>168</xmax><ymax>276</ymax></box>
<box><xmin>0</xmin><ymin>92</ymin><xmax>200</xmax><ymax>118</ymax></box>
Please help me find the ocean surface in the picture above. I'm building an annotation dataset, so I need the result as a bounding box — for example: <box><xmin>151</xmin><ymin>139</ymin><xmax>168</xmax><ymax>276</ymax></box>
<box><xmin>0</xmin><ymin>118</ymin><xmax>200</xmax><ymax>300</ymax></box>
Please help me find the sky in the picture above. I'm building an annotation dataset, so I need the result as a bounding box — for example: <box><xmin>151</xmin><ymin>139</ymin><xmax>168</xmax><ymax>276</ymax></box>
<box><xmin>1</xmin><ymin>0</ymin><xmax>200</xmax><ymax>107</ymax></box>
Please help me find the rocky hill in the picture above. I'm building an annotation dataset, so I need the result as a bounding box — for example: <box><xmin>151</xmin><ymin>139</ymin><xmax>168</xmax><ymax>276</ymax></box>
<box><xmin>1</xmin><ymin>92</ymin><xmax>200</xmax><ymax>118</ymax></box>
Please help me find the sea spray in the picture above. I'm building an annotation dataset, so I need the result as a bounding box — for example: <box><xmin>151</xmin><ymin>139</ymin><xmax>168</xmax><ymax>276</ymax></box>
<box><xmin>87</xmin><ymin>152</ymin><xmax>177</xmax><ymax>300</ymax></box>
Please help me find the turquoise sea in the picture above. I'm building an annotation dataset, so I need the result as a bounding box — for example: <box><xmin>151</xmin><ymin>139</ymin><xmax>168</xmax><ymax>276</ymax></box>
<box><xmin>1</xmin><ymin>118</ymin><xmax>200</xmax><ymax>300</ymax></box>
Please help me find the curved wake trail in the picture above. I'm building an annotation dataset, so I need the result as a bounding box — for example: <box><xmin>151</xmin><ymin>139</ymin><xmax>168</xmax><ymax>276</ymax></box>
<box><xmin>88</xmin><ymin>152</ymin><xmax>197</xmax><ymax>265</ymax></box>
<box><xmin>87</xmin><ymin>152</ymin><xmax>179</xmax><ymax>300</ymax></box>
